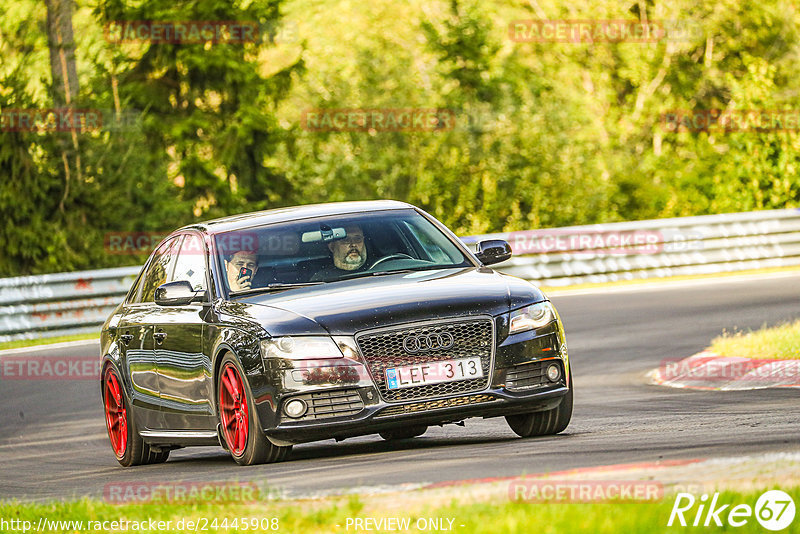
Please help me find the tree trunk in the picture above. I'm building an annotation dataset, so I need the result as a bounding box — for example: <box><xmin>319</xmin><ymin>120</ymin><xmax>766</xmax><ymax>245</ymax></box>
<box><xmin>45</xmin><ymin>0</ymin><xmax>79</xmax><ymax>106</ymax></box>
<box><xmin>45</xmin><ymin>0</ymin><xmax>81</xmax><ymax>212</ymax></box>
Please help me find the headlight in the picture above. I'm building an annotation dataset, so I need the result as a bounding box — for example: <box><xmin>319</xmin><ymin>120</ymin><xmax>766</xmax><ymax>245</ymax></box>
<box><xmin>509</xmin><ymin>302</ymin><xmax>555</xmax><ymax>334</ymax></box>
<box><xmin>260</xmin><ymin>336</ymin><xmax>344</xmax><ymax>360</ymax></box>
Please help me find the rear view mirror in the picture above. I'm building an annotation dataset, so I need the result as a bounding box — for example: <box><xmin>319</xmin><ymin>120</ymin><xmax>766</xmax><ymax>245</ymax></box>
<box><xmin>475</xmin><ymin>240</ymin><xmax>512</xmax><ymax>265</ymax></box>
<box><xmin>301</xmin><ymin>226</ymin><xmax>347</xmax><ymax>243</ymax></box>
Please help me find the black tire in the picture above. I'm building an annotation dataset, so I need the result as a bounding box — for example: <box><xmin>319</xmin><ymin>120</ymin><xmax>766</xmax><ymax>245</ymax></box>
<box><xmin>379</xmin><ymin>425</ymin><xmax>427</xmax><ymax>440</ymax></box>
<box><xmin>505</xmin><ymin>376</ymin><xmax>573</xmax><ymax>438</ymax></box>
<box><xmin>103</xmin><ymin>365</ymin><xmax>170</xmax><ymax>467</ymax></box>
<box><xmin>217</xmin><ymin>354</ymin><xmax>291</xmax><ymax>466</ymax></box>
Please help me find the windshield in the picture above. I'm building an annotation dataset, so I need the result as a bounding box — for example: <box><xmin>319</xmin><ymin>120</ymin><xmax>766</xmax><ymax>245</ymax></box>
<box><xmin>215</xmin><ymin>209</ymin><xmax>472</xmax><ymax>294</ymax></box>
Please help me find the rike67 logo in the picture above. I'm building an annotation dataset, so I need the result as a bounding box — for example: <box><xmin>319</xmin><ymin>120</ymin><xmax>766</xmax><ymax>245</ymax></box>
<box><xmin>669</xmin><ymin>490</ymin><xmax>795</xmax><ymax>530</ymax></box>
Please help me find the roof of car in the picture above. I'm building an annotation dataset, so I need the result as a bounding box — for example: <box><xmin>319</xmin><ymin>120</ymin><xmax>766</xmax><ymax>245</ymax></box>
<box><xmin>179</xmin><ymin>200</ymin><xmax>415</xmax><ymax>234</ymax></box>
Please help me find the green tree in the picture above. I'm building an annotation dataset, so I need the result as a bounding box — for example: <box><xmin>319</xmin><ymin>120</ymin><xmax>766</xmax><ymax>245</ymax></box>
<box><xmin>95</xmin><ymin>0</ymin><xmax>303</xmax><ymax>219</ymax></box>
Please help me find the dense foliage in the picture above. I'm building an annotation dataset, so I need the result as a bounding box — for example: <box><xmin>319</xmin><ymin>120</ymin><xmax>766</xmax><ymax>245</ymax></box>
<box><xmin>1</xmin><ymin>0</ymin><xmax>799</xmax><ymax>275</ymax></box>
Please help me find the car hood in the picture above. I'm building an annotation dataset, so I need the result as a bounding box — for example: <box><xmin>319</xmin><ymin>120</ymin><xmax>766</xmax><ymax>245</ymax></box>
<box><xmin>231</xmin><ymin>267</ymin><xmax>544</xmax><ymax>336</ymax></box>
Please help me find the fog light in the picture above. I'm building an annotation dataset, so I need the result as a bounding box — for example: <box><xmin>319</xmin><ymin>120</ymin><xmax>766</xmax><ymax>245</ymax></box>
<box><xmin>546</xmin><ymin>364</ymin><xmax>561</xmax><ymax>382</ymax></box>
<box><xmin>284</xmin><ymin>399</ymin><xmax>307</xmax><ymax>418</ymax></box>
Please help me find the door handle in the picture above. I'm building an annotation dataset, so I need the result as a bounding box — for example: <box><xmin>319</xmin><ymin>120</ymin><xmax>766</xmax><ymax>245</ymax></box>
<box><xmin>154</xmin><ymin>331</ymin><xmax>167</xmax><ymax>344</ymax></box>
<box><xmin>119</xmin><ymin>333</ymin><xmax>133</xmax><ymax>345</ymax></box>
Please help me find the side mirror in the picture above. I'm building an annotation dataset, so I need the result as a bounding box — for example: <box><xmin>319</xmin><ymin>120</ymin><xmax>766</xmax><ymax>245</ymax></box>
<box><xmin>475</xmin><ymin>239</ymin><xmax>512</xmax><ymax>266</ymax></box>
<box><xmin>155</xmin><ymin>281</ymin><xmax>204</xmax><ymax>306</ymax></box>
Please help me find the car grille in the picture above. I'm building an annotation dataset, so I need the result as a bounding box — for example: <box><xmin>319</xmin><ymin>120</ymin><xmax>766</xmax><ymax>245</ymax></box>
<box><xmin>505</xmin><ymin>360</ymin><xmax>562</xmax><ymax>391</ymax></box>
<box><xmin>376</xmin><ymin>393</ymin><xmax>497</xmax><ymax>417</ymax></box>
<box><xmin>355</xmin><ymin>317</ymin><xmax>494</xmax><ymax>402</ymax></box>
<box><xmin>287</xmin><ymin>389</ymin><xmax>364</xmax><ymax>421</ymax></box>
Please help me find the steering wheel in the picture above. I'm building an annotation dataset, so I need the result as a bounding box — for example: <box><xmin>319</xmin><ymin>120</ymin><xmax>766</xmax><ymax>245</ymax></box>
<box><xmin>369</xmin><ymin>253</ymin><xmax>414</xmax><ymax>269</ymax></box>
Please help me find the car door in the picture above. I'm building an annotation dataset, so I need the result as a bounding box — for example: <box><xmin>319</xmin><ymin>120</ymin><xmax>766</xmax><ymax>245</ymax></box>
<box><xmin>151</xmin><ymin>232</ymin><xmax>216</xmax><ymax>431</ymax></box>
<box><xmin>122</xmin><ymin>236</ymin><xmax>180</xmax><ymax>430</ymax></box>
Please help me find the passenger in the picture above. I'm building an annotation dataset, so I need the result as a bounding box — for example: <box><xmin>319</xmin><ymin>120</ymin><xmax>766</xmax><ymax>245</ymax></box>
<box><xmin>225</xmin><ymin>249</ymin><xmax>259</xmax><ymax>291</ymax></box>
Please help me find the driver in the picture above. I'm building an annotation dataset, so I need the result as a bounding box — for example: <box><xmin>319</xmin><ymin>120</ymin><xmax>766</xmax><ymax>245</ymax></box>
<box><xmin>225</xmin><ymin>249</ymin><xmax>259</xmax><ymax>291</ymax></box>
<box><xmin>312</xmin><ymin>225</ymin><xmax>368</xmax><ymax>281</ymax></box>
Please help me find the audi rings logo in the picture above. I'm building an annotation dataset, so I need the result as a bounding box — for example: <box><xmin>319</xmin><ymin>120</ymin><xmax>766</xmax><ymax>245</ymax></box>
<box><xmin>402</xmin><ymin>332</ymin><xmax>455</xmax><ymax>353</ymax></box>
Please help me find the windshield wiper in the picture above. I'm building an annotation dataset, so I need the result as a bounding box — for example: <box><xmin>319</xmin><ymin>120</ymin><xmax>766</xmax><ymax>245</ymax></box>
<box><xmin>230</xmin><ymin>282</ymin><xmax>323</xmax><ymax>296</ymax></box>
<box><xmin>338</xmin><ymin>269</ymin><xmax>415</xmax><ymax>281</ymax></box>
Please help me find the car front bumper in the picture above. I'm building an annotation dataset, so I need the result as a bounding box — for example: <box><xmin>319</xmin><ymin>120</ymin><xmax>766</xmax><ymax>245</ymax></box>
<box><xmin>264</xmin><ymin>382</ymin><xmax>569</xmax><ymax>444</ymax></box>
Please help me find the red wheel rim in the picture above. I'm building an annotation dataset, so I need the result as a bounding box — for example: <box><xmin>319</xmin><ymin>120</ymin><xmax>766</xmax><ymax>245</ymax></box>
<box><xmin>219</xmin><ymin>362</ymin><xmax>249</xmax><ymax>456</ymax></box>
<box><xmin>104</xmin><ymin>368</ymin><xmax>127</xmax><ymax>458</ymax></box>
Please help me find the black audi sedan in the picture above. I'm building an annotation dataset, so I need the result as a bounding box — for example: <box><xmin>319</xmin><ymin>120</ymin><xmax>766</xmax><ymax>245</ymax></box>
<box><xmin>101</xmin><ymin>200</ymin><xmax>572</xmax><ymax>466</ymax></box>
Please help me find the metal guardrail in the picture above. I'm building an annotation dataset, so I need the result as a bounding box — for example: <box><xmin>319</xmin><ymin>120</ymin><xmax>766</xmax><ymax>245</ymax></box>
<box><xmin>0</xmin><ymin>267</ymin><xmax>140</xmax><ymax>343</ymax></box>
<box><xmin>2</xmin><ymin>208</ymin><xmax>799</xmax><ymax>343</ymax></box>
<box><xmin>462</xmin><ymin>208</ymin><xmax>800</xmax><ymax>286</ymax></box>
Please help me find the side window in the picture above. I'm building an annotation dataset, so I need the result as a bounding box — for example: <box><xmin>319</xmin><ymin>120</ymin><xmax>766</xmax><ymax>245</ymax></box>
<box><xmin>138</xmin><ymin>237</ymin><xmax>180</xmax><ymax>303</ymax></box>
<box><xmin>125</xmin><ymin>269</ymin><xmax>147</xmax><ymax>304</ymax></box>
<box><xmin>128</xmin><ymin>241</ymin><xmax>171</xmax><ymax>304</ymax></box>
<box><xmin>125</xmin><ymin>273</ymin><xmax>144</xmax><ymax>304</ymax></box>
<box><xmin>171</xmin><ymin>234</ymin><xmax>208</xmax><ymax>292</ymax></box>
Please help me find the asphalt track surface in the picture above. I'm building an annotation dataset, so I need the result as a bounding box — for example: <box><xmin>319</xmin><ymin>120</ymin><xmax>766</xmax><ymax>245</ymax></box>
<box><xmin>2</xmin><ymin>273</ymin><xmax>799</xmax><ymax>502</ymax></box>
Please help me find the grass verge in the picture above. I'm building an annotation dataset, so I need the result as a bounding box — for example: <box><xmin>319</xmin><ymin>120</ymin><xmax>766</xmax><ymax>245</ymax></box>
<box><xmin>0</xmin><ymin>332</ymin><xmax>99</xmax><ymax>351</ymax></box>
<box><xmin>2</xmin><ymin>485</ymin><xmax>797</xmax><ymax>533</ymax></box>
<box><xmin>711</xmin><ymin>320</ymin><xmax>800</xmax><ymax>360</ymax></box>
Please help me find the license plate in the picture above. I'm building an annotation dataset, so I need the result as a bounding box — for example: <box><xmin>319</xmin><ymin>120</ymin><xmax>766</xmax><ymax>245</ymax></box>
<box><xmin>385</xmin><ymin>357</ymin><xmax>483</xmax><ymax>390</ymax></box>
